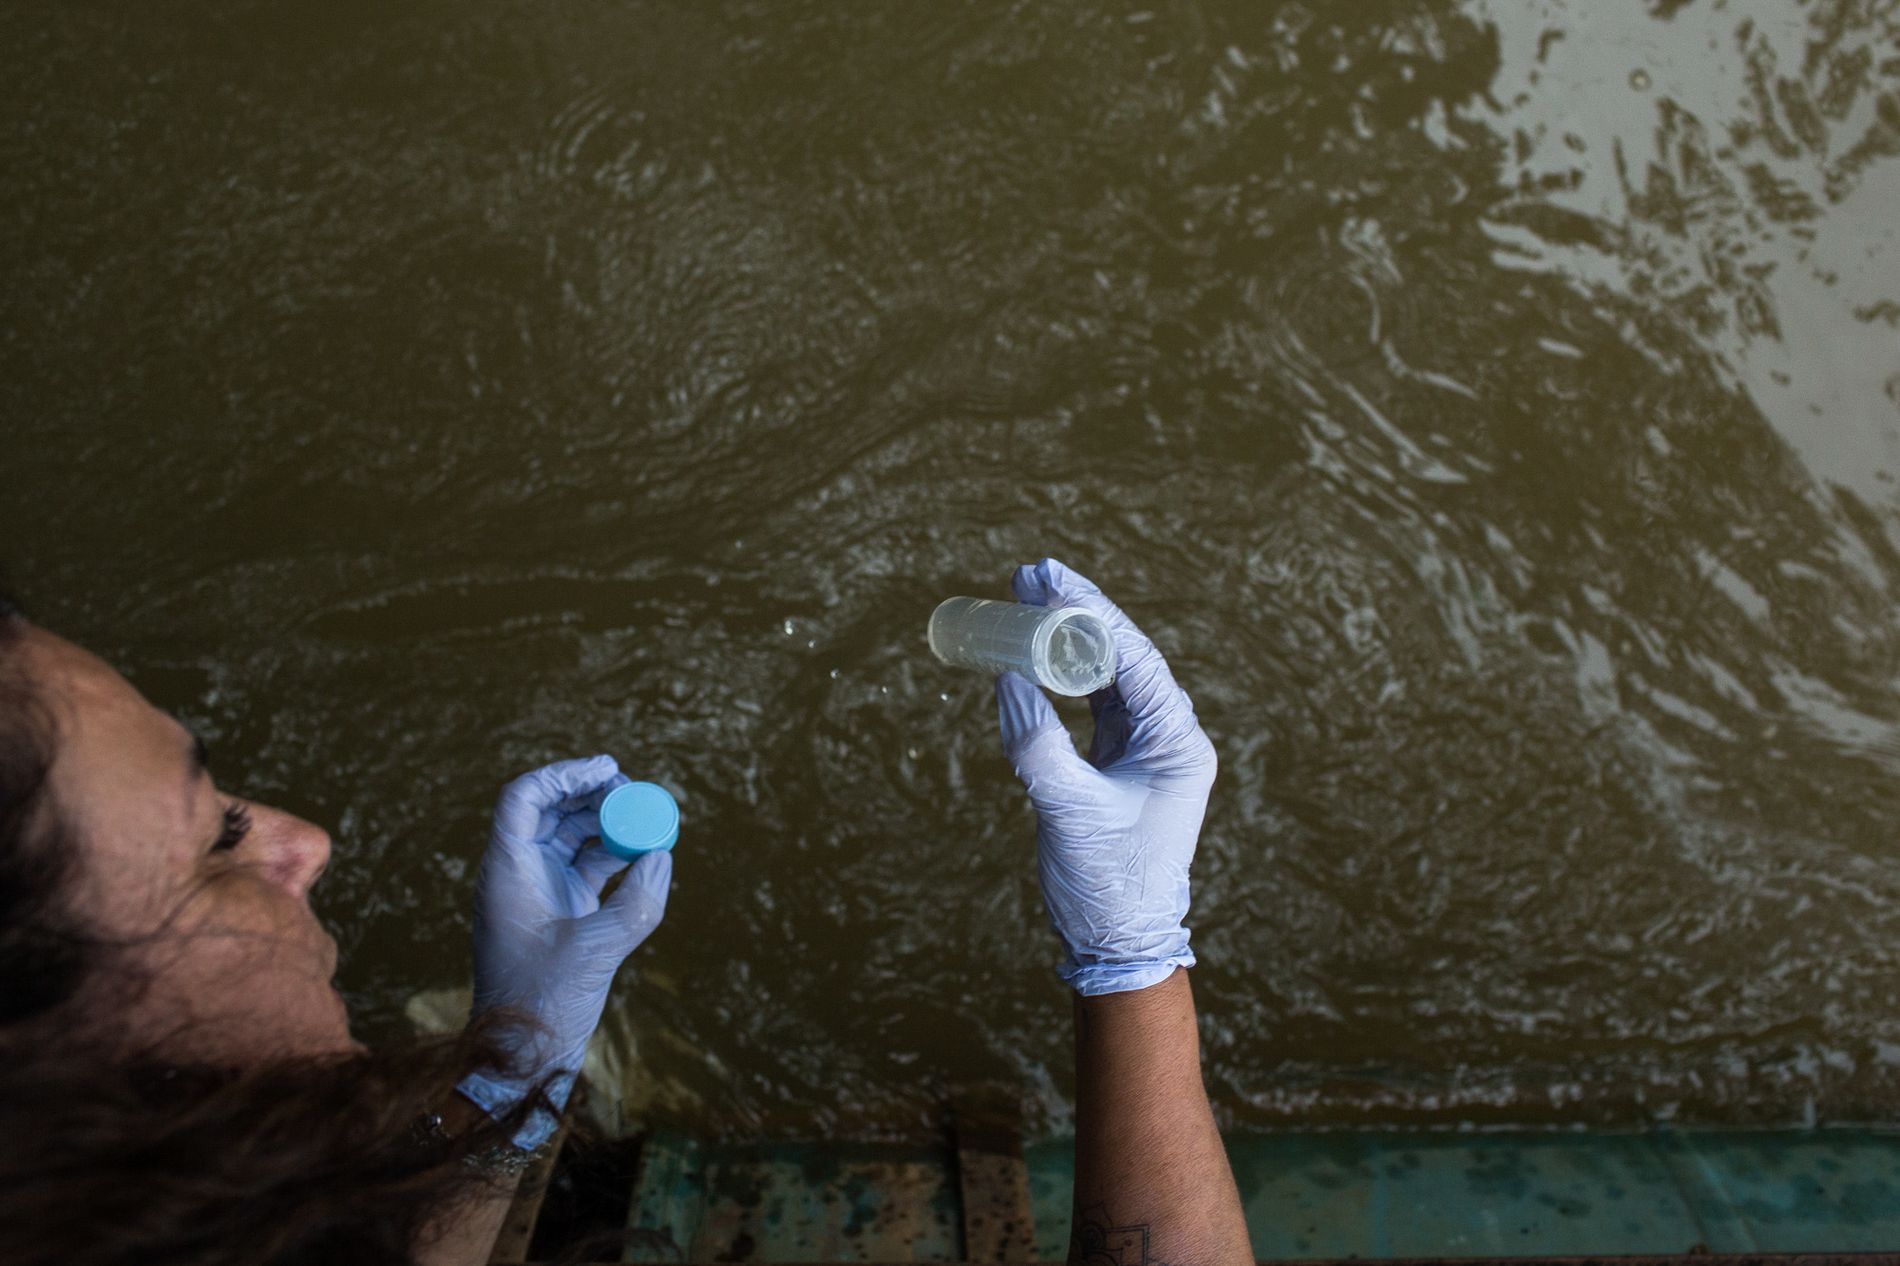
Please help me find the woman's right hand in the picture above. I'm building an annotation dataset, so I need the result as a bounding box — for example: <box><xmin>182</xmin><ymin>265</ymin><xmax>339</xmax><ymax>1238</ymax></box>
<box><xmin>459</xmin><ymin>755</ymin><xmax>672</xmax><ymax>1148</ymax></box>
<box><xmin>994</xmin><ymin>558</ymin><xmax>1216</xmax><ymax>996</ymax></box>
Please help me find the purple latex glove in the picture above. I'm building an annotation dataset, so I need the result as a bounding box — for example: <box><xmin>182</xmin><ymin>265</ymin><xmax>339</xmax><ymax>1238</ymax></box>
<box><xmin>459</xmin><ymin>755</ymin><xmax>672</xmax><ymax>1149</ymax></box>
<box><xmin>996</xmin><ymin>559</ymin><xmax>1216</xmax><ymax>996</ymax></box>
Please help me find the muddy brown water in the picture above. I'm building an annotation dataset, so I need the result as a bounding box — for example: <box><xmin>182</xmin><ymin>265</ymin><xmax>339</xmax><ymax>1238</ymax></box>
<box><xmin>4</xmin><ymin>0</ymin><xmax>1899</xmax><ymax>1138</ymax></box>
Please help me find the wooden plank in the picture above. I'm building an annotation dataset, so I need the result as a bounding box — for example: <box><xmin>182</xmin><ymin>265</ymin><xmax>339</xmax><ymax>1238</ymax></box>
<box><xmin>954</xmin><ymin>1113</ymin><xmax>1037</xmax><ymax>1263</ymax></box>
<box><xmin>487</xmin><ymin>1108</ymin><xmax>572</xmax><ymax>1265</ymax></box>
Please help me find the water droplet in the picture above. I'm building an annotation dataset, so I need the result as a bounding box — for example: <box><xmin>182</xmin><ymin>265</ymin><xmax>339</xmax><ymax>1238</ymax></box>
<box><xmin>939</xmin><ymin>692</ymin><xmax>950</xmax><ymax>702</ymax></box>
<box><xmin>1629</xmin><ymin>68</ymin><xmax>1651</xmax><ymax>90</ymax></box>
<box><xmin>782</xmin><ymin>618</ymin><xmax>795</xmax><ymax>635</ymax></box>
<box><xmin>806</xmin><ymin>639</ymin><xmax>816</xmax><ymax>649</ymax></box>
<box><xmin>907</xmin><ymin>748</ymin><xmax>918</xmax><ymax>760</ymax></box>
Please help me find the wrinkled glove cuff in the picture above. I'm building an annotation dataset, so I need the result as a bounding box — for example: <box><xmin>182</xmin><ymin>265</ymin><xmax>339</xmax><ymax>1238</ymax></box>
<box><xmin>1060</xmin><ymin>947</ymin><xmax>1196</xmax><ymax>996</ymax></box>
<box><xmin>456</xmin><ymin>1068</ymin><xmax>577</xmax><ymax>1153</ymax></box>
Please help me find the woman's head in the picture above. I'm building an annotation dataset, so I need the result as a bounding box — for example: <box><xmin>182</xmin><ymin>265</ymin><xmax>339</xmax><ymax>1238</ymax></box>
<box><xmin>0</xmin><ymin>594</ymin><xmax>550</xmax><ymax>1265</ymax></box>
<box><xmin>0</xmin><ymin>599</ymin><xmax>351</xmax><ymax>1064</ymax></box>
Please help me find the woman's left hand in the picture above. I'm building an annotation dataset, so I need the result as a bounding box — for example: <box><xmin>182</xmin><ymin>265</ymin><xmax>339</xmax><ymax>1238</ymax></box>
<box><xmin>459</xmin><ymin>755</ymin><xmax>672</xmax><ymax>1147</ymax></box>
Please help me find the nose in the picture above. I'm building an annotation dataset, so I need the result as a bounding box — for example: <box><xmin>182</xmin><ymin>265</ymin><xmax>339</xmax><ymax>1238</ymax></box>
<box><xmin>243</xmin><ymin>800</ymin><xmax>333</xmax><ymax>900</ymax></box>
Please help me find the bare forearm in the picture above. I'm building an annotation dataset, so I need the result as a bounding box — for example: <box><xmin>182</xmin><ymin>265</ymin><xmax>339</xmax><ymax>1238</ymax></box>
<box><xmin>1070</xmin><ymin>969</ymin><xmax>1251</xmax><ymax>1266</ymax></box>
<box><xmin>412</xmin><ymin>1093</ymin><xmax>524</xmax><ymax>1266</ymax></box>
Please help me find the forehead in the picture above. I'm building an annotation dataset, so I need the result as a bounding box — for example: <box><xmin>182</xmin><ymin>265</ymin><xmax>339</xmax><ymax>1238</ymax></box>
<box><xmin>22</xmin><ymin>626</ymin><xmax>190</xmax><ymax>760</ymax></box>
<box><xmin>21</xmin><ymin>627</ymin><xmax>207</xmax><ymax>902</ymax></box>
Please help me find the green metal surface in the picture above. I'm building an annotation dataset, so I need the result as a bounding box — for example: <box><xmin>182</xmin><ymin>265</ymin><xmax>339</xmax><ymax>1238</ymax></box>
<box><xmin>625</xmin><ymin>1127</ymin><xmax>1900</xmax><ymax>1261</ymax></box>
<box><xmin>1024</xmin><ymin>1131</ymin><xmax>1900</xmax><ymax>1262</ymax></box>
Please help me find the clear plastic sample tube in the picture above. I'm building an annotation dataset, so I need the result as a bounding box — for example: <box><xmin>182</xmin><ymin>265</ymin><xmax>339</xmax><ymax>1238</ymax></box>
<box><xmin>927</xmin><ymin>597</ymin><xmax>1117</xmax><ymax>696</ymax></box>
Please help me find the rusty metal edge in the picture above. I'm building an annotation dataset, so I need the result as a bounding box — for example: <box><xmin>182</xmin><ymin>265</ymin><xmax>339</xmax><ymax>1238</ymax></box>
<box><xmin>1252</xmin><ymin>1257</ymin><xmax>1900</xmax><ymax>1266</ymax></box>
<box><xmin>514</xmin><ymin>1259</ymin><xmax>1900</xmax><ymax>1266</ymax></box>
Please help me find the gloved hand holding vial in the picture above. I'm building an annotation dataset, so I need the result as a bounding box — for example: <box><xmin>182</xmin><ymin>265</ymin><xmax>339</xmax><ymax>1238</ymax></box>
<box><xmin>931</xmin><ymin>556</ymin><xmax>1217</xmax><ymax>996</ymax></box>
<box><xmin>946</xmin><ymin>558</ymin><xmax>1247</xmax><ymax>1261</ymax></box>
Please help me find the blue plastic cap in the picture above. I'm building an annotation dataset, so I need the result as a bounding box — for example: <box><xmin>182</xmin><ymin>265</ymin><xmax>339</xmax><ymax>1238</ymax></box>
<box><xmin>598</xmin><ymin>781</ymin><xmax>680</xmax><ymax>860</ymax></box>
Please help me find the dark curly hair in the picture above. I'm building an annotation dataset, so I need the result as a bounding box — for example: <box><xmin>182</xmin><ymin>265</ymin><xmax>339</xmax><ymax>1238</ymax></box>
<box><xmin>0</xmin><ymin>591</ymin><xmax>91</xmax><ymax>1024</ymax></box>
<box><xmin>0</xmin><ymin>596</ymin><xmax>550</xmax><ymax>1265</ymax></box>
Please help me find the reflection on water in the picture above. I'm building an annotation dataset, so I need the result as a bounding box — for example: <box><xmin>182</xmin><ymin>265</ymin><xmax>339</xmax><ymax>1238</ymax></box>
<box><xmin>2</xmin><ymin>0</ymin><xmax>1897</xmax><ymax>1136</ymax></box>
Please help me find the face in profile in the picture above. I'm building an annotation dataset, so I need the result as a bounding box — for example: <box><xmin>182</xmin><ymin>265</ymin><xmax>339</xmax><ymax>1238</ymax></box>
<box><xmin>18</xmin><ymin>625</ymin><xmax>356</xmax><ymax>1064</ymax></box>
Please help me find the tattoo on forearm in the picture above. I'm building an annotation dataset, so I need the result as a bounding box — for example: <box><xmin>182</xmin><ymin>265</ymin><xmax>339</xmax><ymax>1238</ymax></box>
<box><xmin>1070</xmin><ymin>1203</ymin><xmax>1174</xmax><ymax>1266</ymax></box>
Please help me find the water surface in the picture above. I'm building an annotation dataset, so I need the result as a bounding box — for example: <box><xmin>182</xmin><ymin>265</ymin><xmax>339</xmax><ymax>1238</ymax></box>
<box><xmin>4</xmin><ymin>0</ymin><xmax>1899</xmax><ymax>1137</ymax></box>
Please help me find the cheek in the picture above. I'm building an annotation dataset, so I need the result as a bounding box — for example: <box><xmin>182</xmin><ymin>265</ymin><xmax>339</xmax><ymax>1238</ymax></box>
<box><xmin>110</xmin><ymin>877</ymin><xmax>353</xmax><ymax>1064</ymax></box>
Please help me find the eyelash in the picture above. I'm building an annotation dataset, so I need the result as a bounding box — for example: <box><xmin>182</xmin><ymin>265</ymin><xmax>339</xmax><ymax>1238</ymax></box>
<box><xmin>214</xmin><ymin>804</ymin><xmax>252</xmax><ymax>853</ymax></box>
